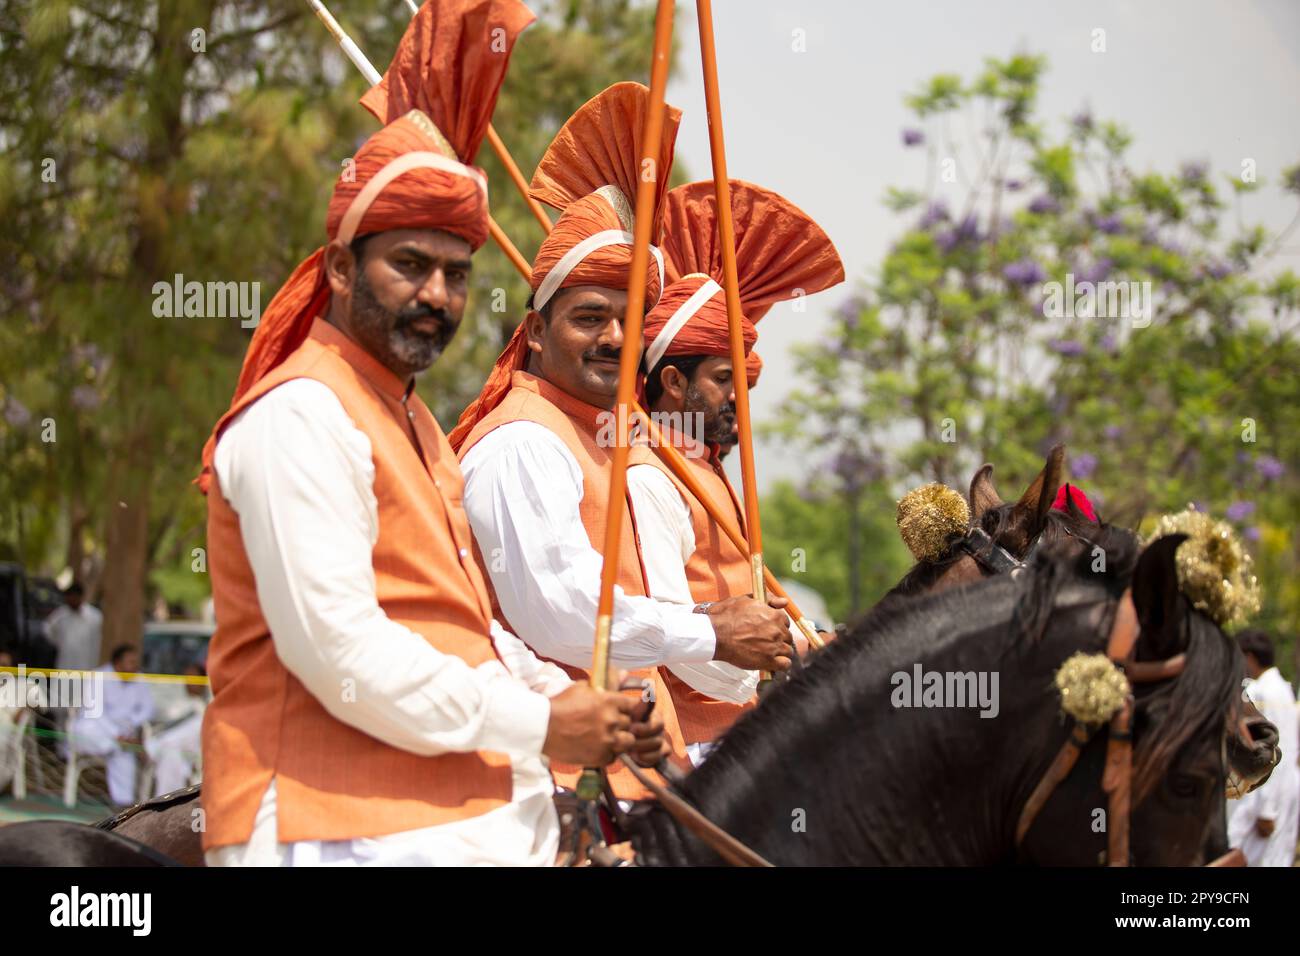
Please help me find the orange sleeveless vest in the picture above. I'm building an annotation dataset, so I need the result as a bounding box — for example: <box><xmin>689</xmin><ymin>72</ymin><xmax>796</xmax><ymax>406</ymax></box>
<box><xmin>457</xmin><ymin>371</ymin><xmax>691</xmax><ymax>797</ymax></box>
<box><xmin>202</xmin><ymin>319</ymin><xmax>514</xmax><ymax>849</ymax></box>
<box><xmin>633</xmin><ymin>426</ymin><xmax>757</xmax><ymax>744</ymax></box>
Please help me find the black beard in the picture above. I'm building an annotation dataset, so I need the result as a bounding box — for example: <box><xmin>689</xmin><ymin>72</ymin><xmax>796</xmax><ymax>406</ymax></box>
<box><xmin>350</xmin><ymin>269</ymin><xmax>457</xmax><ymax>374</ymax></box>
<box><xmin>684</xmin><ymin>380</ymin><xmax>736</xmax><ymax>446</ymax></box>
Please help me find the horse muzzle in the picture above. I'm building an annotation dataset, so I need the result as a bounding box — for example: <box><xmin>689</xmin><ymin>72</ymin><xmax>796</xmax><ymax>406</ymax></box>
<box><xmin>1225</xmin><ymin>709</ymin><xmax>1280</xmax><ymax>798</ymax></box>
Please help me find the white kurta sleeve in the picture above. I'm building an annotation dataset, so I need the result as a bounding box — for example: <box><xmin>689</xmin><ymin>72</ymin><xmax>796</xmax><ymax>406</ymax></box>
<box><xmin>626</xmin><ymin>464</ymin><xmax>758</xmax><ymax>704</ymax></box>
<box><xmin>214</xmin><ymin>379</ymin><xmax>550</xmax><ymax>761</ymax></box>
<box><xmin>460</xmin><ymin>421</ymin><xmax>716</xmax><ymax>670</ymax></box>
<box><xmin>625</xmin><ymin>464</ymin><xmax>696</xmax><ymax>604</ymax></box>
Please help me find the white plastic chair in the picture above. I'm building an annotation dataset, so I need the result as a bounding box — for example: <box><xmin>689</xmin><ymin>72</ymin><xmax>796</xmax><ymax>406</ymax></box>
<box><xmin>61</xmin><ymin>716</ymin><xmax>111</xmax><ymax>808</ymax></box>
<box><xmin>0</xmin><ymin>709</ymin><xmax>31</xmax><ymax>797</ymax></box>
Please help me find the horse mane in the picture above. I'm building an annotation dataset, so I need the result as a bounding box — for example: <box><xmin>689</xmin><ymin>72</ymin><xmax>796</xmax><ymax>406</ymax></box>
<box><xmin>1128</xmin><ymin>598</ymin><xmax>1243</xmax><ymax>804</ymax></box>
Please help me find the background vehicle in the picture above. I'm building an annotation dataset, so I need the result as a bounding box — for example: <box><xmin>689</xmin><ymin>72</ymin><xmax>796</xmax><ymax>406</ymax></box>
<box><xmin>140</xmin><ymin>621</ymin><xmax>213</xmax><ymax>724</ymax></box>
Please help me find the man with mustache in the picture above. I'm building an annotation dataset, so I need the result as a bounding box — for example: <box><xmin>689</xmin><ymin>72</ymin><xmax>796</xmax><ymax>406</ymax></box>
<box><xmin>627</xmin><ymin>180</ymin><xmax>844</xmax><ymax>764</ymax></box>
<box><xmin>197</xmin><ymin>1</ymin><xmax>662</xmax><ymax>867</ymax></box>
<box><xmin>450</xmin><ymin>85</ymin><xmax>793</xmax><ymax>798</ymax></box>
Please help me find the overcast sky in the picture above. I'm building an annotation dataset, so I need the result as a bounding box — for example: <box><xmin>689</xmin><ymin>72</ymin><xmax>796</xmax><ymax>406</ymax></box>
<box><xmin>661</xmin><ymin>0</ymin><xmax>1300</xmax><ymax>489</ymax></box>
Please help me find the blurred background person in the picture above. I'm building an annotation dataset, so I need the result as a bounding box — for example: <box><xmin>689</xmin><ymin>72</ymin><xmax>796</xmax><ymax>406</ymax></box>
<box><xmin>45</xmin><ymin>582</ymin><xmax>102</xmax><ymax>673</ymax></box>
<box><xmin>144</xmin><ymin>662</ymin><xmax>207</xmax><ymax>796</ymax></box>
<box><xmin>1228</xmin><ymin>629</ymin><xmax>1298</xmax><ymax>866</ymax></box>
<box><xmin>66</xmin><ymin>643</ymin><xmax>154</xmax><ymax>808</ymax></box>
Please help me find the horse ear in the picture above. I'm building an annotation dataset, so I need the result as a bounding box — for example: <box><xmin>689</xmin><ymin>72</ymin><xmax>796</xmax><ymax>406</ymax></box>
<box><xmin>1131</xmin><ymin>533</ymin><xmax>1190</xmax><ymax>658</ymax></box>
<box><xmin>969</xmin><ymin>464</ymin><xmax>1002</xmax><ymax>520</ymax></box>
<box><xmin>1015</xmin><ymin>444</ymin><xmax>1065</xmax><ymax>531</ymax></box>
<box><xmin>1061</xmin><ymin>482</ymin><xmax>1097</xmax><ymax>524</ymax></box>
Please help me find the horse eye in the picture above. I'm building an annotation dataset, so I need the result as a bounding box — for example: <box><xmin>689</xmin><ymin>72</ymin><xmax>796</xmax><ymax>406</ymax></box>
<box><xmin>1170</xmin><ymin>773</ymin><xmax>1205</xmax><ymax>800</ymax></box>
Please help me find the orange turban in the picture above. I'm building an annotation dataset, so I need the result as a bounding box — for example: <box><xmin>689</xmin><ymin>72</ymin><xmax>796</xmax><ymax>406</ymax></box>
<box><xmin>198</xmin><ymin>0</ymin><xmax>533</xmax><ymax>493</ymax></box>
<box><xmin>449</xmin><ymin>81</ymin><xmax>682</xmax><ymax>449</ymax></box>
<box><xmin>641</xmin><ymin>180</ymin><xmax>844</xmax><ymax>382</ymax></box>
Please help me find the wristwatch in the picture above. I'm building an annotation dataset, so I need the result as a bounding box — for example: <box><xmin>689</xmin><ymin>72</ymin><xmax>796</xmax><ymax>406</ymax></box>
<box><xmin>692</xmin><ymin>602</ymin><xmax>714</xmax><ymax>615</ymax></box>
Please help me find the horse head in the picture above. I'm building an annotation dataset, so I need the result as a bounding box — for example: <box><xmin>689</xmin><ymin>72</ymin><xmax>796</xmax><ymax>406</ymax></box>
<box><xmin>1016</xmin><ymin>532</ymin><xmax>1279</xmax><ymax>865</ymax></box>
<box><xmin>882</xmin><ymin>444</ymin><xmax>1088</xmax><ymax>603</ymax></box>
<box><xmin>632</xmin><ymin>515</ymin><xmax>1278</xmax><ymax>867</ymax></box>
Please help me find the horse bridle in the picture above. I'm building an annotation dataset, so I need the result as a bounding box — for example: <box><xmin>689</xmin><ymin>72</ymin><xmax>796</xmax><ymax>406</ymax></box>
<box><xmin>956</xmin><ymin>526</ymin><xmax>1033</xmax><ymax>575</ymax></box>
<box><xmin>1012</xmin><ymin>587</ymin><xmax>1245</xmax><ymax>867</ymax></box>
<box><xmin>956</xmin><ymin>517</ymin><xmax>1085</xmax><ymax>577</ymax></box>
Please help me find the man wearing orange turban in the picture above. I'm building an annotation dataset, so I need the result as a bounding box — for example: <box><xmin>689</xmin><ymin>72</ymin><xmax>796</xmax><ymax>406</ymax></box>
<box><xmin>452</xmin><ymin>84</ymin><xmax>793</xmax><ymax>800</ymax></box>
<box><xmin>198</xmin><ymin>0</ymin><xmax>662</xmax><ymax>867</ymax></box>
<box><xmin>628</xmin><ymin>180</ymin><xmax>844</xmax><ymax>762</ymax></box>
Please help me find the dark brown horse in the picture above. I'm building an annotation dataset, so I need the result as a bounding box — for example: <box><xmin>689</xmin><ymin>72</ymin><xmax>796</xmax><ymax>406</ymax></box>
<box><xmin>628</xmin><ymin>528</ymin><xmax>1279</xmax><ymax>865</ymax></box>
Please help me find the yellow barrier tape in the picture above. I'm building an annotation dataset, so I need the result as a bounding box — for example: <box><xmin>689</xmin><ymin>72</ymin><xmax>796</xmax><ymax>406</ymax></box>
<box><xmin>0</xmin><ymin>665</ymin><xmax>210</xmax><ymax>687</ymax></box>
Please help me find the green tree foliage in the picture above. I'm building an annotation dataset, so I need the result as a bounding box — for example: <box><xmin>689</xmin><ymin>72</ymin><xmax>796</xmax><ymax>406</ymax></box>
<box><xmin>771</xmin><ymin>54</ymin><xmax>1300</xmax><ymax>668</ymax></box>
<box><xmin>0</xmin><ymin>0</ymin><xmax>668</xmax><ymax>649</ymax></box>
<box><xmin>760</xmin><ymin>479</ymin><xmax>911</xmax><ymax>624</ymax></box>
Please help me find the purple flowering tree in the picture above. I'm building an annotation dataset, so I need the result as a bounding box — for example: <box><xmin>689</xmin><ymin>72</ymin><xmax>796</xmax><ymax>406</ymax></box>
<box><xmin>772</xmin><ymin>53</ymin><xmax>1300</xmax><ymax>632</ymax></box>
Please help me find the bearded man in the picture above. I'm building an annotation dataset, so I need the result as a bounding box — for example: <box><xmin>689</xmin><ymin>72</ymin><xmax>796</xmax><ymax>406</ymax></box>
<box><xmin>627</xmin><ymin>180</ymin><xmax>844</xmax><ymax>763</ymax></box>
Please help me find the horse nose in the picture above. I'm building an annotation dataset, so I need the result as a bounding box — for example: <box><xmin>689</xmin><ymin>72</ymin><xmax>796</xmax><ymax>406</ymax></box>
<box><xmin>1244</xmin><ymin>714</ymin><xmax>1280</xmax><ymax>764</ymax></box>
<box><xmin>1227</xmin><ymin>713</ymin><xmax>1281</xmax><ymax>797</ymax></box>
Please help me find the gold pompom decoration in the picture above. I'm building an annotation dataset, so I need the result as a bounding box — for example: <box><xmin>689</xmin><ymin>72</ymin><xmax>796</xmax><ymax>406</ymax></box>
<box><xmin>1055</xmin><ymin>652</ymin><xmax>1131</xmax><ymax>725</ymax></box>
<box><xmin>896</xmin><ymin>483</ymin><xmax>970</xmax><ymax>561</ymax></box>
<box><xmin>1148</xmin><ymin>507</ymin><xmax>1262</xmax><ymax>628</ymax></box>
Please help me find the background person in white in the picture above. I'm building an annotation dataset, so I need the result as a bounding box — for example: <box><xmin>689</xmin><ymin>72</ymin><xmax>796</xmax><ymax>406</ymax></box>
<box><xmin>1227</xmin><ymin>629</ymin><xmax>1298</xmax><ymax>866</ymax></box>
<box><xmin>45</xmin><ymin>582</ymin><xmax>102</xmax><ymax>672</ymax></box>
<box><xmin>68</xmin><ymin>644</ymin><xmax>154</xmax><ymax>807</ymax></box>
<box><xmin>144</xmin><ymin>662</ymin><xmax>208</xmax><ymax>796</ymax></box>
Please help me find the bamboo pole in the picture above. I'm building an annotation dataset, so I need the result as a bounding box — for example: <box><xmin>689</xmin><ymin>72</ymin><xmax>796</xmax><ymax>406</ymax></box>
<box><xmin>461</xmin><ymin>26</ymin><xmax>821</xmax><ymax>650</ymax></box>
<box><xmin>696</xmin><ymin>0</ymin><xmax>777</xmax><ymax>684</ymax></box>
<box><xmin>485</xmin><ymin>124</ymin><xmax>554</xmax><ymax>234</ymax></box>
<box><xmin>487</xmin><ymin>217</ymin><xmax>532</xmax><ymax>278</ymax></box>
<box><xmin>577</xmin><ymin>0</ymin><xmax>674</xmax><ymax>801</ymax></box>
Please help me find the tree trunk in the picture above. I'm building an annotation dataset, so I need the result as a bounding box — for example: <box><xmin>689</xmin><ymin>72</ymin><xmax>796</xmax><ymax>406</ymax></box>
<box><xmin>64</xmin><ymin>493</ymin><xmax>87</xmax><ymax>588</ymax></box>
<box><xmin>92</xmin><ymin>1</ymin><xmax>202</xmax><ymax>657</ymax></box>
<box><xmin>98</xmin><ymin>433</ymin><xmax>155</xmax><ymax>659</ymax></box>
